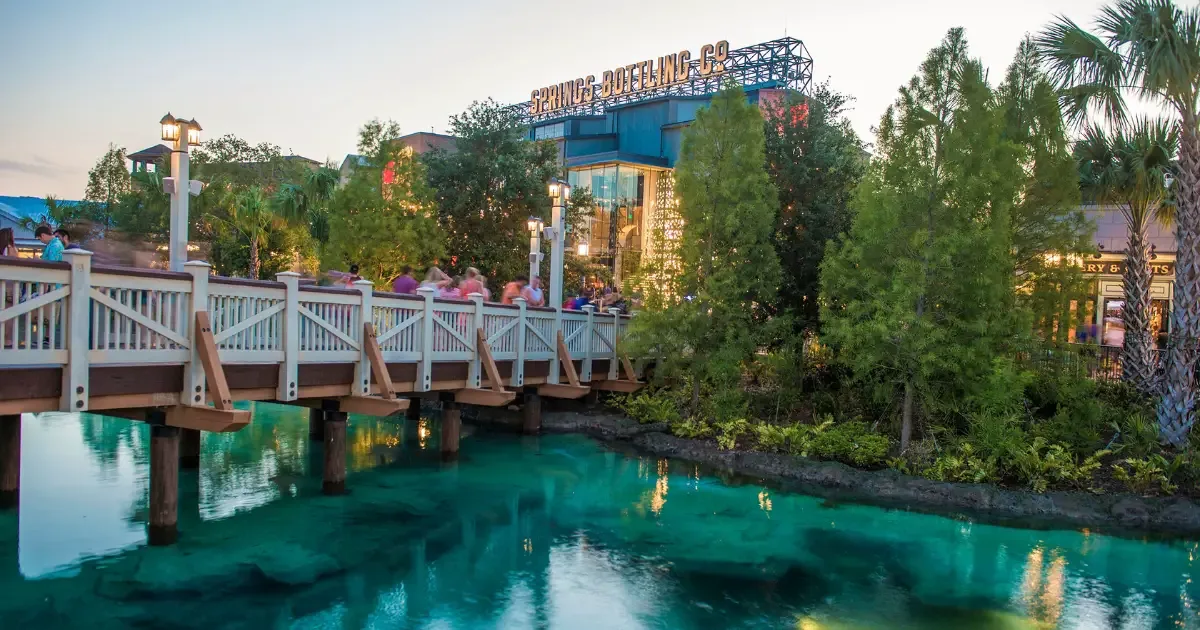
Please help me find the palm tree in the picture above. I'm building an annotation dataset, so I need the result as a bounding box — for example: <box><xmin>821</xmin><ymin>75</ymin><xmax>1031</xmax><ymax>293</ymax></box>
<box><xmin>1076</xmin><ymin>119</ymin><xmax>1179</xmax><ymax>396</ymax></box>
<box><xmin>214</xmin><ymin>186</ymin><xmax>276</xmax><ymax>279</ymax></box>
<box><xmin>1037</xmin><ymin>0</ymin><xmax>1200</xmax><ymax>444</ymax></box>
<box><xmin>273</xmin><ymin>166</ymin><xmax>339</xmax><ymax>244</ymax></box>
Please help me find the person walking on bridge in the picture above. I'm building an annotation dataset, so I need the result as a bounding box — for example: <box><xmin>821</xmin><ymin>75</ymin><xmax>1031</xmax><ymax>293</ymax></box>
<box><xmin>501</xmin><ymin>276</ymin><xmax>527</xmax><ymax>305</ymax></box>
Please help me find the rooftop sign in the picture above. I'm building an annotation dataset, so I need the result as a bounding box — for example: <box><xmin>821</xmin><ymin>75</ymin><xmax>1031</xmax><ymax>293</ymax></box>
<box><xmin>529</xmin><ymin>41</ymin><xmax>730</xmax><ymax>116</ymax></box>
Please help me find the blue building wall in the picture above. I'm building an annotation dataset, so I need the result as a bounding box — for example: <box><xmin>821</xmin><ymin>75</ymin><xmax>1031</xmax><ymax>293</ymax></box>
<box><xmin>530</xmin><ymin>88</ymin><xmax>784</xmax><ymax>170</ymax></box>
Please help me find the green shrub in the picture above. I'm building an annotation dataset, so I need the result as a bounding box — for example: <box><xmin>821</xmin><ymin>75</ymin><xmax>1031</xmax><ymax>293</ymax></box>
<box><xmin>616</xmin><ymin>391</ymin><xmax>681</xmax><ymax>425</ymax></box>
<box><xmin>670</xmin><ymin>417</ymin><xmax>713</xmax><ymax>439</ymax></box>
<box><xmin>966</xmin><ymin>410</ymin><xmax>1027</xmax><ymax>461</ymax></box>
<box><xmin>1110</xmin><ymin>411</ymin><xmax>1159</xmax><ymax>459</ymax></box>
<box><xmin>1026</xmin><ymin>371</ymin><xmax>1107</xmax><ymax>456</ymax></box>
<box><xmin>809</xmin><ymin>421</ymin><xmax>889</xmax><ymax>467</ymax></box>
<box><xmin>922</xmin><ymin>443</ymin><xmax>1000</xmax><ymax>484</ymax></box>
<box><xmin>1112</xmin><ymin>455</ymin><xmax>1177</xmax><ymax>495</ymax></box>
<box><xmin>1009</xmin><ymin>437</ymin><xmax>1108</xmax><ymax>493</ymax></box>
<box><xmin>753</xmin><ymin>418</ymin><xmax>833</xmax><ymax>456</ymax></box>
<box><xmin>715</xmin><ymin>418</ymin><xmax>750</xmax><ymax>450</ymax></box>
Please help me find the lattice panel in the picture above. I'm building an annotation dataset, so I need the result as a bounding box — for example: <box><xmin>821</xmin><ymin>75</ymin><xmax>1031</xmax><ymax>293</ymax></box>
<box><xmin>91</xmin><ymin>285</ymin><xmax>190</xmax><ymax>352</ymax></box>
<box><xmin>208</xmin><ymin>294</ymin><xmax>284</xmax><ymax>352</ymax></box>
<box><xmin>0</xmin><ymin>280</ymin><xmax>68</xmax><ymax>352</ymax></box>
<box><xmin>298</xmin><ymin>301</ymin><xmax>361</xmax><ymax>353</ymax></box>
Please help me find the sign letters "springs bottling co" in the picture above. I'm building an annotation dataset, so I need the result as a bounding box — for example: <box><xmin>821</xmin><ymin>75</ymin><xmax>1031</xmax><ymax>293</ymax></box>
<box><xmin>529</xmin><ymin>41</ymin><xmax>730</xmax><ymax>115</ymax></box>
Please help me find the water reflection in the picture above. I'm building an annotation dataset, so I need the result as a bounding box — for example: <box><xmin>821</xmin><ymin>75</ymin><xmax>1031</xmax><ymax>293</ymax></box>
<box><xmin>0</xmin><ymin>406</ymin><xmax>1198</xmax><ymax>628</ymax></box>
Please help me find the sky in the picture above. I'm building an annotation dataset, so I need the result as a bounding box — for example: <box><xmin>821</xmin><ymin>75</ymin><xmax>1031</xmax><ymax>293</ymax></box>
<box><xmin>0</xmin><ymin>0</ymin><xmax>1121</xmax><ymax>199</ymax></box>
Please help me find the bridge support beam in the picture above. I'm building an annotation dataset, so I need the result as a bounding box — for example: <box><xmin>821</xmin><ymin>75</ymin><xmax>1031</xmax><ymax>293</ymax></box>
<box><xmin>441</xmin><ymin>401</ymin><xmax>461</xmax><ymax>461</ymax></box>
<box><xmin>149</xmin><ymin>423</ymin><xmax>180</xmax><ymax>546</ymax></box>
<box><xmin>523</xmin><ymin>391</ymin><xmax>541</xmax><ymax>435</ymax></box>
<box><xmin>323</xmin><ymin>411</ymin><xmax>347</xmax><ymax>495</ymax></box>
<box><xmin>309</xmin><ymin>407</ymin><xmax>325</xmax><ymax>442</ymax></box>
<box><xmin>179</xmin><ymin>428</ymin><xmax>201</xmax><ymax>469</ymax></box>
<box><xmin>0</xmin><ymin>415</ymin><xmax>19</xmax><ymax>510</ymax></box>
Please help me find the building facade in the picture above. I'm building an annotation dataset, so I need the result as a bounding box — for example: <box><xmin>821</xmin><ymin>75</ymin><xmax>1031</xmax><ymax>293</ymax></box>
<box><xmin>510</xmin><ymin>38</ymin><xmax>813</xmax><ymax>285</ymax></box>
<box><xmin>1076</xmin><ymin>206</ymin><xmax>1177</xmax><ymax>349</ymax></box>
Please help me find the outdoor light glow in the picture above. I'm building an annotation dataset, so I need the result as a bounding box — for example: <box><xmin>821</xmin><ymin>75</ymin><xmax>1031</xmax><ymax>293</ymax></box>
<box><xmin>577</xmin><ymin>242</ymin><xmax>589</xmax><ymax>256</ymax></box>
<box><xmin>548</xmin><ymin>182</ymin><xmax>560</xmax><ymax>198</ymax></box>
<box><xmin>186</xmin><ymin>124</ymin><xmax>202</xmax><ymax>146</ymax></box>
<box><xmin>527</xmin><ymin>217</ymin><xmax>542</xmax><ymax>233</ymax></box>
<box><xmin>160</xmin><ymin>112</ymin><xmax>180</xmax><ymax>142</ymax></box>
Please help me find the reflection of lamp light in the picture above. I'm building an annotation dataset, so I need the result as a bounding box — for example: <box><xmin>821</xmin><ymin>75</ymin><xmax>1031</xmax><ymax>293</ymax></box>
<box><xmin>577</xmin><ymin>242</ymin><xmax>589</xmax><ymax>256</ymax></box>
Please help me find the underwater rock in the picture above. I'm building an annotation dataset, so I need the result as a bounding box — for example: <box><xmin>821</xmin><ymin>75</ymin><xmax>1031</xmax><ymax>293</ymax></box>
<box><xmin>251</xmin><ymin>543</ymin><xmax>341</xmax><ymax>586</ymax></box>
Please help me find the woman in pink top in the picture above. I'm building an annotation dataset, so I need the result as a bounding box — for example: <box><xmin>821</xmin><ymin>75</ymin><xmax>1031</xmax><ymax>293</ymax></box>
<box><xmin>439</xmin><ymin>276</ymin><xmax>463</xmax><ymax>300</ymax></box>
<box><xmin>459</xmin><ymin>267</ymin><xmax>484</xmax><ymax>298</ymax></box>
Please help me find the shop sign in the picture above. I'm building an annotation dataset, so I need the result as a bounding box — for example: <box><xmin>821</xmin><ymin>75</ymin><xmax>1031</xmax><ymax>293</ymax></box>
<box><xmin>1081</xmin><ymin>260</ymin><xmax>1174</xmax><ymax>275</ymax></box>
<box><xmin>529</xmin><ymin>41</ymin><xmax>730</xmax><ymax>115</ymax></box>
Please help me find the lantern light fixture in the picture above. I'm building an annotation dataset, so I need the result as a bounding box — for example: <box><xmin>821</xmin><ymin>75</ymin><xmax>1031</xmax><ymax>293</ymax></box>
<box><xmin>576</xmin><ymin>242</ymin><xmax>589</xmax><ymax>256</ymax></box>
<box><xmin>160</xmin><ymin>113</ymin><xmax>179</xmax><ymax>142</ymax></box>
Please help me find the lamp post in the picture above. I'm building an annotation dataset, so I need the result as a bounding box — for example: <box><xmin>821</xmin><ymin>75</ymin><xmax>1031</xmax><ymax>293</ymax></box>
<box><xmin>547</xmin><ymin>178</ymin><xmax>571</xmax><ymax>309</ymax></box>
<box><xmin>526</xmin><ymin>216</ymin><xmax>544</xmax><ymax>281</ymax></box>
<box><xmin>160</xmin><ymin>113</ymin><xmax>204</xmax><ymax>272</ymax></box>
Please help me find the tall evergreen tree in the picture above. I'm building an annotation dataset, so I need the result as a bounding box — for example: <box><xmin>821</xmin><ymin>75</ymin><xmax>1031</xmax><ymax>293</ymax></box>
<box><xmin>83</xmin><ymin>143</ymin><xmax>130</xmax><ymax>224</ymax></box>
<box><xmin>629</xmin><ymin>84</ymin><xmax>780</xmax><ymax>416</ymax></box>
<box><xmin>820</xmin><ymin>29</ymin><xmax>1020</xmax><ymax>452</ymax></box>
<box><xmin>997</xmin><ymin>39</ymin><xmax>1092</xmax><ymax>344</ymax></box>
<box><xmin>762</xmin><ymin>83</ymin><xmax>866</xmax><ymax>334</ymax></box>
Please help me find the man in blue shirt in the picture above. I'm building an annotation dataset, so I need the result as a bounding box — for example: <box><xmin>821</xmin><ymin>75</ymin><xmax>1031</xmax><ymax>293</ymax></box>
<box><xmin>36</xmin><ymin>226</ymin><xmax>63</xmax><ymax>262</ymax></box>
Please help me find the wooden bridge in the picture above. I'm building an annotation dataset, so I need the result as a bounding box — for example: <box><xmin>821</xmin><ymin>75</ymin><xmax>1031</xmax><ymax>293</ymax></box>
<box><xmin>0</xmin><ymin>251</ymin><xmax>641</xmax><ymax>543</ymax></box>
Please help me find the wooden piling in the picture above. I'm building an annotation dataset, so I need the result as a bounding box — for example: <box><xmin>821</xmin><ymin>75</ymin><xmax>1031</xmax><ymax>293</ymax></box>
<box><xmin>309</xmin><ymin>407</ymin><xmax>325</xmax><ymax>442</ymax></box>
<box><xmin>441</xmin><ymin>401</ymin><xmax>461</xmax><ymax>461</ymax></box>
<box><xmin>149</xmin><ymin>424</ymin><xmax>180</xmax><ymax>546</ymax></box>
<box><xmin>406</xmin><ymin>398</ymin><xmax>422</xmax><ymax>421</ymax></box>
<box><xmin>323</xmin><ymin>411</ymin><xmax>347</xmax><ymax>495</ymax></box>
<box><xmin>179</xmin><ymin>428</ymin><xmax>201</xmax><ymax>469</ymax></box>
<box><xmin>585</xmin><ymin>390</ymin><xmax>600</xmax><ymax>406</ymax></box>
<box><xmin>0</xmin><ymin>415</ymin><xmax>19</xmax><ymax>510</ymax></box>
<box><xmin>523</xmin><ymin>391</ymin><xmax>542</xmax><ymax>435</ymax></box>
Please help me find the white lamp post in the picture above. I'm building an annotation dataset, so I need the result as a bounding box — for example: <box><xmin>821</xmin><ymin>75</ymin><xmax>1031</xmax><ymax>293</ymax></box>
<box><xmin>527</xmin><ymin>217</ymin><xmax>544</xmax><ymax>280</ymax></box>
<box><xmin>161</xmin><ymin>113</ymin><xmax>205</xmax><ymax>272</ymax></box>
<box><xmin>547</xmin><ymin>178</ymin><xmax>570</xmax><ymax>309</ymax></box>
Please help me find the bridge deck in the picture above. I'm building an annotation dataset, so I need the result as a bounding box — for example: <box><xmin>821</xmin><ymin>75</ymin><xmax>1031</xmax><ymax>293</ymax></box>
<box><xmin>0</xmin><ymin>252</ymin><xmax>639</xmax><ymax>418</ymax></box>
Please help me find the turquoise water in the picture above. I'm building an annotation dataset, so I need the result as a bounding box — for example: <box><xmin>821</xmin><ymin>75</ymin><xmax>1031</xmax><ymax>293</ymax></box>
<box><xmin>1</xmin><ymin>403</ymin><xmax>1198</xmax><ymax>629</ymax></box>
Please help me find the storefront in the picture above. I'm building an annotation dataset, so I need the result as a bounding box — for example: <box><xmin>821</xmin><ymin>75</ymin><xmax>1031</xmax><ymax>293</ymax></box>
<box><xmin>511</xmin><ymin>38</ymin><xmax>814</xmax><ymax>288</ymax></box>
<box><xmin>1073</xmin><ymin>206</ymin><xmax>1177</xmax><ymax>348</ymax></box>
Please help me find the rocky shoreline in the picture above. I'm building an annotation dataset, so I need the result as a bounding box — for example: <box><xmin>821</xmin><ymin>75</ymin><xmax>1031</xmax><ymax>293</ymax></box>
<box><xmin>469</xmin><ymin>405</ymin><xmax>1200</xmax><ymax>538</ymax></box>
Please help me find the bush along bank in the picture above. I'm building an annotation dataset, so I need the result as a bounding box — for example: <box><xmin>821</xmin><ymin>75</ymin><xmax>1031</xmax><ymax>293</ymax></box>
<box><xmin>583</xmin><ymin>373</ymin><xmax>1200</xmax><ymax>537</ymax></box>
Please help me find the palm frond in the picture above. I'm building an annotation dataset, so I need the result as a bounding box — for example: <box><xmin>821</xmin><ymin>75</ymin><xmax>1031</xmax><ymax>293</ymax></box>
<box><xmin>1035</xmin><ymin>15</ymin><xmax>1128</xmax><ymax>126</ymax></box>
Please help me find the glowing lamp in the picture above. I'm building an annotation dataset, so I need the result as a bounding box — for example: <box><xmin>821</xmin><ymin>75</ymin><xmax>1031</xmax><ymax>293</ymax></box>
<box><xmin>186</xmin><ymin>119</ymin><xmax>202</xmax><ymax>146</ymax></box>
<box><xmin>576</xmin><ymin>242</ymin><xmax>589</xmax><ymax>256</ymax></box>
<box><xmin>160</xmin><ymin>113</ymin><xmax>180</xmax><ymax>142</ymax></box>
<box><xmin>527</xmin><ymin>217</ymin><xmax>543</xmax><ymax>234</ymax></box>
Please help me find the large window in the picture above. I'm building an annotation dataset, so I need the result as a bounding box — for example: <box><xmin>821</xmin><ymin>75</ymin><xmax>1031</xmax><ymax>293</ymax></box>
<box><xmin>568</xmin><ymin>164</ymin><xmax>649</xmax><ymax>283</ymax></box>
<box><xmin>534</xmin><ymin>122</ymin><xmax>565</xmax><ymax>140</ymax></box>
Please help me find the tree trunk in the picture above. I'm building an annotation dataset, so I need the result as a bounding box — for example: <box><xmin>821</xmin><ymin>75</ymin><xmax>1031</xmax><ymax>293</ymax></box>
<box><xmin>901</xmin><ymin>379</ymin><xmax>915</xmax><ymax>453</ymax></box>
<box><xmin>249</xmin><ymin>235</ymin><xmax>260</xmax><ymax>280</ymax></box>
<box><xmin>1122</xmin><ymin>221</ymin><xmax>1156</xmax><ymax>396</ymax></box>
<box><xmin>1159</xmin><ymin>118</ymin><xmax>1200</xmax><ymax>445</ymax></box>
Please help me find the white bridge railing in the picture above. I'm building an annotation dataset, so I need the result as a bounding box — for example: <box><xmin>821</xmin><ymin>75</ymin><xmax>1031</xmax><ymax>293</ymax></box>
<box><xmin>0</xmin><ymin>251</ymin><xmax>631</xmax><ymax>412</ymax></box>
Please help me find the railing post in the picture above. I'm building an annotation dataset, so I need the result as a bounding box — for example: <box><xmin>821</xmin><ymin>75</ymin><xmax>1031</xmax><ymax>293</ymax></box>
<box><xmin>182</xmin><ymin>261</ymin><xmax>211</xmax><ymax>407</ymax></box>
<box><xmin>277</xmin><ymin>272</ymin><xmax>301</xmax><ymax>402</ymax></box>
<box><xmin>581</xmin><ymin>305</ymin><xmax>595</xmax><ymax>383</ymax></box>
<box><xmin>607</xmin><ymin>308</ymin><xmax>621</xmax><ymax>380</ymax></box>
<box><xmin>468</xmin><ymin>292</ymin><xmax>485</xmax><ymax>389</ymax></box>
<box><xmin>353</xmin><ymin>280</ymin><xmax>374</xmax><ymax>397</ymax></box>
<box><xmin>416</xmin><ymin>287</ymin><xmax>435</xmax><ymax>392</ymax></box>
<box><xmin>61</xmin><ymin>249</ymin><xmax>92</xmax><ymax>412</ymax></box>
<box><xmin>513</xmin><ymin>297</ymin><xmax>527</xmax><ymax>388</ymax></box>
<box><xmin>548</xmin><ymin>306</ymin><xmax>562</xmax><ymax>385</ymax></box>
